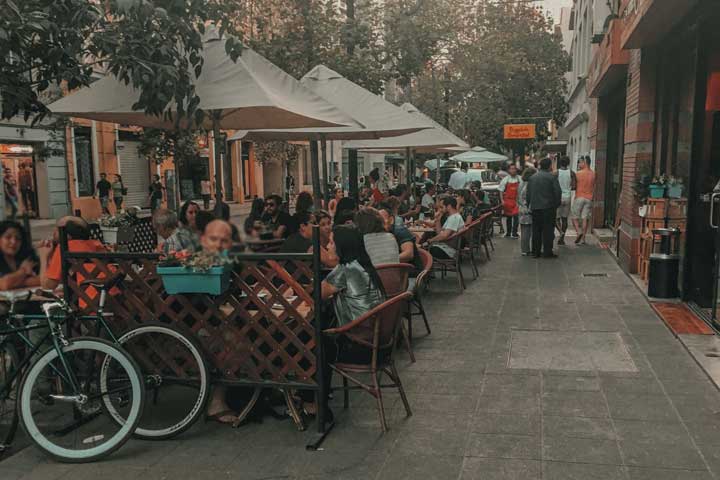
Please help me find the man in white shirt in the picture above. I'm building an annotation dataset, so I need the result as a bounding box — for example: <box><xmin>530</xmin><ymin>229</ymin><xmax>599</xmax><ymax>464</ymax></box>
<box><xmin>555</xmin><ymin>156</ymin><xmax>575</xmax><ymax>245</ymax></box>
<box><xmin>427</xmin><ymin>197</ymin><xmax>465</xmax><ymax>259</ymax></box>
<box><xmin>448</xmin><ymin>164</ymin><xmax>470</xmax><ymax>191</ymax></box>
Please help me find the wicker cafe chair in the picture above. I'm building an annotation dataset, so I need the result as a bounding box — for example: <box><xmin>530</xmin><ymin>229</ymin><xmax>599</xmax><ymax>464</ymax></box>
<box><xmin>375</xmin><ymin>263</ymin><xmax>415</xmax><ymax>362</ymax></box>
<box><xmin>430</xmin><ymin>229</ymin><xmax>466</xmax><ymax>290</ymax></box>
<box><xmin>410</xmin><ymin>249</ymin><xmax>433</xmax><ymax>337</ymax></box>
<box><xmin>323</xmin><ymin>292</ymin><xmax>413</xmax><ymax>433</ymax></box>
<box><xmin>478</xmin><ymin>211</ymin><xmax>495</xmax><ymax>260</ymax></box>
<box><xmin>461</xmin><ymin>218</ymin><xmax>484</xmax><ymax>280</ymax></box>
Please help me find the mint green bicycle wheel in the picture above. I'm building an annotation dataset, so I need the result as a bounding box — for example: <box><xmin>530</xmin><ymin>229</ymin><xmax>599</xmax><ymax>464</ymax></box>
<box><xmin>19</xmin><ymin>337</ymin><xmax>144</xmax><ymax>463</ymax></box>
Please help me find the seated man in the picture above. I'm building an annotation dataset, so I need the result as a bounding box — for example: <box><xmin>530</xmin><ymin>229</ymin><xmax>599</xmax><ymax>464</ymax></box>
<box><xmin>153</xmin><ymin>208</ymin><xmax>196</xmax><ymax>255</ymax></box>
<box><xmin>201</xmin><ymin>220</ymin><xmax>237</xmax><ymax>425</ymax></box>
<box><xmin>426</xmin><ymin>197</ymin><xmax>465</xmax><ymax>260</ymax></box>
<box><xmin>280</xmin><ymin>213</ymin><xmax>338</xmax><ymax>268</ymax></box>
<box><xmin>38</xmin><ymin>216</ymin><xmax>108</xmax><ymax>291</ymax></box>
<box><xmin>261</xmin><ymin>194</ymin><xmax>296</xmax><ymax>239</ymax></box>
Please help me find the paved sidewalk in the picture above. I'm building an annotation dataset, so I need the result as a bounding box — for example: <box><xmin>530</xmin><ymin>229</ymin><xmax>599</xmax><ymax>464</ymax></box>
<box><xmin>5</xmin><ymin>238</ymin><xmax>720</xmax><ymax>479</ymax></box>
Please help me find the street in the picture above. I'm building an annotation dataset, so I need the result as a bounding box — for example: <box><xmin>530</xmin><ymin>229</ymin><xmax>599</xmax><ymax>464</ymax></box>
<box><xmin>4</xmin><ymin>238</ymin><xmax>720</xmax><ymax>480</ymax></box>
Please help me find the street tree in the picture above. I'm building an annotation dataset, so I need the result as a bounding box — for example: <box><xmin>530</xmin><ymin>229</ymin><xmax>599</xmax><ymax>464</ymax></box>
<box><xmin>405</xmin><ymin>2</ymin><xmax>570</xmax><ymax>151</ymax></box>
<box><xmin>0</xmin><ymin>0</ymin><xmax>244</xmax><ymax>124</ymax></box>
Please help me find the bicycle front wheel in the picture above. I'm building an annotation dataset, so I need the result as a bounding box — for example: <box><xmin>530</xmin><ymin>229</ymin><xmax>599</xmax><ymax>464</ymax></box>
<box><xmin>0</xmin><ymin>341</ymin><xmax>20</xmax><ymax>458</ymax></box>
<box><xmin>104</xmin><ymin>323</ymin><xmax>209</xmax><ymax>440</ymax></box>
<box><xmin>18</xmin><ymin>337</ymin><xmax>144</xmax><ymax>463</ymax></box>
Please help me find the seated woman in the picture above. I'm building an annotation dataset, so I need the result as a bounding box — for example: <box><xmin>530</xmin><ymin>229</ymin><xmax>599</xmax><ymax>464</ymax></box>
<box><xmin>354</xmin><ymin>207</ymin><xmax>399</xmax><ymax>266</ymax></box>
<box><xmin>313</xmin><ymin>210</ymin><xmax>339</xmax><ymax>268</ymax></box>
<box><xmin>0</xmin><ymin>221</ymin><xmax>40</xmax><ymax>290</ymax></box>
<box><xmin>312</xmin><ymin>226</ymin><xmax>386</xmax><ymax>417</ymax></box>
<box><xmin>179</xmin><ymin>200</ymin><xmax>201</xmax><ymax>248</ymax></box>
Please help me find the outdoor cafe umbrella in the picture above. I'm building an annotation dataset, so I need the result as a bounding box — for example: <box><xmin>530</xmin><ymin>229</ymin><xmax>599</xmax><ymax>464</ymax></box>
<box><xmin>451</xmin><ymin>147</ymin><xmax>509</xmax><ymax>164</ymax></box>
<box><xmin>343</xmin><ymin>102</ymin><xmax>469</xmax><ymax>185</ymax></box>
<box><xmin>231</xmin><ymin>66</ymin><xmax>433</xmax><ymax>203</ymax></box>
<box><xmin>48</xmin><ymin>31</ymin><xmax>362</xmax><ymax>215</ymax></box>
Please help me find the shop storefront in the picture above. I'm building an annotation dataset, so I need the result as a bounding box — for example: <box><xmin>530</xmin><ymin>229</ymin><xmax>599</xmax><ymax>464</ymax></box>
<box><xmin>1</xmin><ymin>143</ymin><xmax>38</xmax><ymax>218</ymax></box>
<box><xmin>0</xmin><ymin>120</ymin><xmax>70</xmax><ymax>220</ymax></box>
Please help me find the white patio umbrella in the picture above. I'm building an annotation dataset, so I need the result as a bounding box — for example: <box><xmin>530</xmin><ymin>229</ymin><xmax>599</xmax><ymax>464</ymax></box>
<box><xmin>230</xmin><ymin>66</ymin><xmax>433</xmax><ymax>203</ymax></box>
<box><xmin>451</xmin><ymin>147</ymin><xmax>509</xmax><ymax>164</ymax></box>
<box><xmin>48</xmin><ymin>32</ymin><xmax>362</xmax><ymax>214</ymax></box>
<box><xmin>343</xmin><ymin>103</ymin><xmax>468</xmax><ymax>185</ymax></box>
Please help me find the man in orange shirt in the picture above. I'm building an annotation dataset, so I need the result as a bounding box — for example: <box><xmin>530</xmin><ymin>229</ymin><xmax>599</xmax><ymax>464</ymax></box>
<box><xmin>571</xmin><ymin>156</ymin><xmax>596</xmax><ymax>245</ymax></box>
<box><xmin>37</xmin><ymin>216</ymin><xmax>108</xmax><ymax>291</ymax></box>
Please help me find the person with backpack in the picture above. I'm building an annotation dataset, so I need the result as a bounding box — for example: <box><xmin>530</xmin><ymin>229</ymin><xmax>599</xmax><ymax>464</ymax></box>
<box><xmin>555</xmin><ymin>156</ymin><xmax>575</xmax><ymax>245</ymax></box>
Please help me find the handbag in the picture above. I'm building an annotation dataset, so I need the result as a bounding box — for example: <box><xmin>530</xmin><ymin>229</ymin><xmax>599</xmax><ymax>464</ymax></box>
<box><xmin>121</xmin><ymin>182</ymin><xmax>128</xmax><ymax>195</ymax></box>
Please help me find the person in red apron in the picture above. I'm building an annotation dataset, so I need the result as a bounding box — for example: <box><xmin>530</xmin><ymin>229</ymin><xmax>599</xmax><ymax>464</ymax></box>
<box><xmin>499</xmin><ymin>164</ymin><xmax>521</xmax><ymax>238</ymax></box>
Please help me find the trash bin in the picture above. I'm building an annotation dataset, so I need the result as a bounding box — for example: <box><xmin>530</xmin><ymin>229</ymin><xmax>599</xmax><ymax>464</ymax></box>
<box><xmin>648</xmin><ymin>228</ymin><xmax>681</xmax><ymax>298</ymax></box>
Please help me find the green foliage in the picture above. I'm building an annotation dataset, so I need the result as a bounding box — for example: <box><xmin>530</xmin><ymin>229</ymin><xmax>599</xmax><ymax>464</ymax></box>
<box><xmin>246</xmin><ymin>0</ymin><xmax>387</xmax><ymax>93</ymax></box>
<box><xmin>403</xmin><ymin>2</ymin><xmax>570</xmax><ymax>151</ymax></box>
<box><xmin>0</xmin><ymin>0</ymin><xmax>244</xmax><ymax>124</ymax></box>
<box><xmin>138</xmin><ymin>129</ymin><xmax>201</xmax><ymax>166</ymax></box>
<box><xmin>254</xmin><ymin>141</ymin><xmax>302</xmax><ymax>168</ymax></box>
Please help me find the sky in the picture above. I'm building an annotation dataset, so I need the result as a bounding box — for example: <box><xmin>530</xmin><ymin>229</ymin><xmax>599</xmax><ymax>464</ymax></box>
<box><xmin>538</xmin><ymin>0</ymin><xmax>572</xmax><ymax>23</ymax></box>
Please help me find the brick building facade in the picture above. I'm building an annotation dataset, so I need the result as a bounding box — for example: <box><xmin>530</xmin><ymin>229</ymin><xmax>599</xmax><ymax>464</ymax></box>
<box><xmin>587</xmin><ymin>0</ymin><xmax>720</xmax><ymax>310</ymax></box>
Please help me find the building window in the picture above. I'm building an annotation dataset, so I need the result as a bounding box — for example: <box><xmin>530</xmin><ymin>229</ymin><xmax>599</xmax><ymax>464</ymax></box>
<box><xmin>73</xmin><ymin>126</ymin><xmax>94</xmax><ymax>197</ymax></box>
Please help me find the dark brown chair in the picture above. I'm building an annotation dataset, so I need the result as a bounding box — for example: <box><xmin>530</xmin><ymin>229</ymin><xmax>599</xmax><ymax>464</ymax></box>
<box><xmin>376</xmin><ymin>263</ymin><xmax>415</xmax><ymax>363</ymax></box>
<box><xmin>324</xmin><ymin>292</ymin><xmax>414</xmax><ymax>432</ymax></box>
<box><xmin>410</xmin><ymin>248</ymin><xmax>433</xmax><ymax>337</ymax></box>
<box><xmin>461</xmin><ymin>218</ymin><xmax>484</xmax><ymax>279</ymax></box>
<box><xmin>478</xmin><ymin>211</ymin><xmax>495</xmax><ymax>259</ymax></box>
<box><xmin>429</xmin><ymin>228</ymin><xmax>466</xmax><ymax>290</ymax></box>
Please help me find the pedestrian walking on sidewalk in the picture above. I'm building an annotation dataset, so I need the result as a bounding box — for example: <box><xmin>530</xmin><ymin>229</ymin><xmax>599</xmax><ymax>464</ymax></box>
<box><xmin>527</xmin><ymin>157</ymin><xmax>561</xmax><ymax>258</ymax></box>
<box><xmin>572</xmin><ymin>156</ymin><xmax>595</xmax><ymax>245</ymax></box>
<box><xmin>94</xmin><ymin>173</ymin><xmax>112</xmax><ymax>216</ymax></box>
<box><xmin>555</xmin><ymin>156</ymin><xmax>575</xmax><ymax>245</ymax></box>
<box><xmin>518</xmin><ymin>167</ymin><xmax>536</xmax><ymax>255</ymax></box>
<box><xmin>499</xmin><ymin>164</ymin><xmax>521</xmax><ymax>238</ymax></box>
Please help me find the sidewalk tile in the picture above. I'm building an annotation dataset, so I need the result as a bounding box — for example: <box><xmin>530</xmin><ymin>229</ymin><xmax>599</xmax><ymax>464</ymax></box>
<box><xmin>459</xmin><ymin>457</ymin><xmax>541</xmax><ymax>480</ymax></box>
<box><xmin>466</xmin><ymin>433</ymin><xmax>541</xmax><ymax>460</ymax></box>
<box><xmin>543</xmin><ymin>461</ymin><xmax>626</xmax><ymax>480</ymax></box>
<box><xmin>543</xmin><ymin>436</ymin><xmax>622</xmax><ymax>465</ymax></box>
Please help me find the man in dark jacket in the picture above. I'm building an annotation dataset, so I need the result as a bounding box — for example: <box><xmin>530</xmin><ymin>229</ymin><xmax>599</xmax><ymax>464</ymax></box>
<box><xmin>527</xmin><ymin>157</ymin><xmax>562</xmax><ymax>258</ymax></box>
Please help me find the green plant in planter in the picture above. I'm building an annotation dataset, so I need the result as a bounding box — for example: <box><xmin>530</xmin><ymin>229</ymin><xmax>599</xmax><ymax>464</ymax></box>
<box><xmin>157</xmin><ymin>250</ymin><xmax>237</xmax><ymax>295</ymax></box>
<box><xmin>666</xmin><ymin>176</ymin><xmax>684</xmax><ymax>198</ymax></box>
<box><xmin>98</xmin><ymin>211</ymin><xmax>135</xmax><ymax>228</ymax></box>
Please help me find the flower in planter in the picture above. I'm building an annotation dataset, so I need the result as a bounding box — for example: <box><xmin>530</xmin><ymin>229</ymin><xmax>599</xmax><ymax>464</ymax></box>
<box><xmin>98</xmin><ymin>211</ymin><xmax>135</xmax><ymax>228</ymax></box>
<box><xmin>159</xmin><ymin>249</ymin><xmax>235</xmax><ymax>273</ymax></box>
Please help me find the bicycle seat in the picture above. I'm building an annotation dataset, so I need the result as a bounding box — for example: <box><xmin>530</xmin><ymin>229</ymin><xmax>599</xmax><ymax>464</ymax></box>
<box><xmin>79</xmin><ymin>272</ymin><xmax>125</xmax><ymax>290</ymax></box>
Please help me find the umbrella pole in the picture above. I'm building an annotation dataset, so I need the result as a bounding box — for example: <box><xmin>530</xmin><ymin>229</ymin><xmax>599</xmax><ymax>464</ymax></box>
<box><xmin>310</xmin><ymin>139</ymin><xmax>322</xmax><ymax>210</ymax></box>
<box><xmin>349</xmin><ymin>149</ymin><xmax>359</xmax><ymax>201</ymax></box>
<box><xmin>321</xmin><ymin>136</ymin><xmax>329</xmax><ymax>206</ymax></box>
<box><xmin>212</xmin><ymin>113</ymin><xmax>223</xmax><ymax>218</ymax></box>
<box><xmin>405</xmin><ymin>147</ymin><xmax>411</xmax><ymax>186</ymax></box>
<box><xmin>435</xmin><ymin>157</ymin><xmax>440</xmax><ymax>187</ymax></box>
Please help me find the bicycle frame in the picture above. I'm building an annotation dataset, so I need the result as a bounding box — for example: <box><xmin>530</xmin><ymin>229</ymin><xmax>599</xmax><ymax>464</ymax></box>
<box><xmin>0</xmin><ymin>322</ymin><xmax>78</xmax><ymax>401</ymax></box>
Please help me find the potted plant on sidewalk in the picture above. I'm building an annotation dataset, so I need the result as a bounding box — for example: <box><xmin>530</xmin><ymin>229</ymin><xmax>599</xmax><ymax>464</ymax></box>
<box><xmin>157</xmin><ymin>250</ymin><xmax>234</xmax><ymax>295</ymax></box>
<box><xmin>648</xmin><ymin>175</ymin><xmax>668</xmax><ymax>199</ymax></box>
<box><xmin>666</xmin><ymin>176</ymin><xmax>684</xmax><ymax>199</ymax></box>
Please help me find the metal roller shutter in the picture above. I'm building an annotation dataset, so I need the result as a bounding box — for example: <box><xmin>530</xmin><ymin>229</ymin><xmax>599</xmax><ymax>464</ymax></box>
<box><xmin>117</xmin><ymin>141</ymin><xmax>151</xmax><ymax>209</ymax></box>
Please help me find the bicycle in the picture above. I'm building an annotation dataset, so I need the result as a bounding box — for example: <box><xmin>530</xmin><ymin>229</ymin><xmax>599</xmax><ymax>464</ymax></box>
<box><xmin>81</xmin><ymin>273</ymin><xmax>210</xmax><ymax>440</ymax></box>
<box><xmin>0</xmin><ymin>289</ymin><xmax>145</xmax><ymax>463</ymax></box>
<box><xmin>3</xmin><ymin>272</ymin><xmax>211</xmax><ymax>442</ymax></box>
